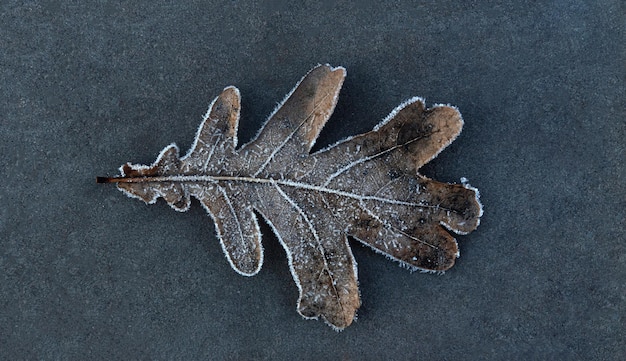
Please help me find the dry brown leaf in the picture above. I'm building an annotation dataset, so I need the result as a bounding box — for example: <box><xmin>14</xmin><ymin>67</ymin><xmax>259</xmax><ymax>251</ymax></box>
<box><xmin>97</xmin><ymin>64</ymin><xmax>483</xmax><ymax>330</ymax></box>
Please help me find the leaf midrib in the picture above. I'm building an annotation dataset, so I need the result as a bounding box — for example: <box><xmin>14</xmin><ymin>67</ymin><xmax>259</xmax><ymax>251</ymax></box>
<box><xmin>108</xmin><ymin>174</ymin><xmax>451</xmax><ymax>212</ymax></box>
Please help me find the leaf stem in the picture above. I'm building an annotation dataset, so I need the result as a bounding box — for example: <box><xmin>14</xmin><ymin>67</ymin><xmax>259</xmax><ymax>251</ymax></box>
<box><xmin>96</xmin><ymin>176</ymin><xmax>117</xmax><ymax>183</ymax></box>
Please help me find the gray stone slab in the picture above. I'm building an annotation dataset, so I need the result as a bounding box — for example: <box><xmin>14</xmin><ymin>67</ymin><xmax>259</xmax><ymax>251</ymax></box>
<box><xmin>1</xmin><ymin>1</ymin><xmax>623</xmax><ymax>359</ymax></box>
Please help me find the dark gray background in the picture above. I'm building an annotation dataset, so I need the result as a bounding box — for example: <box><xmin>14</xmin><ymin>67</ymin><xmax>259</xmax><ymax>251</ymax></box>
<box><xmin>1</xmin><ymin>1</ymin><xmax>624</xmax><ymax>360</ymax></box>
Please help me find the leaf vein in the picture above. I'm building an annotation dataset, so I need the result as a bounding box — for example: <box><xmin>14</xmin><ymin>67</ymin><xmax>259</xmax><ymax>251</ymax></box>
<box><xmin>273</xmin><ymin>182</ymin><xmax>344</xmax><ymax>313</ymax></box>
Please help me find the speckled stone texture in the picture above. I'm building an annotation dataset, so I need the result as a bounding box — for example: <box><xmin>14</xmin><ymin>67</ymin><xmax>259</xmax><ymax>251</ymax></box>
<box><xmin>1</xmin><ymin>1</ymin><xmax>623</xmax><ymax>359</ymax></box>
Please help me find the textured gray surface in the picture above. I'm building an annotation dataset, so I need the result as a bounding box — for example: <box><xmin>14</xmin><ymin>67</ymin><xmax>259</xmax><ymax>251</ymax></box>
<box><xmin>1</xmin><ymin>1</ymin><xmax>624</xmax><ymax>360</ymax></box>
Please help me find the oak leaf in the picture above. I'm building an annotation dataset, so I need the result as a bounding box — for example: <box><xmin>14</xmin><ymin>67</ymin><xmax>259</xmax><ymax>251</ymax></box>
<box><xmin>97</xmin><ymin>65</ymin><xmax>483</xmax><ymax>330</ymax></box>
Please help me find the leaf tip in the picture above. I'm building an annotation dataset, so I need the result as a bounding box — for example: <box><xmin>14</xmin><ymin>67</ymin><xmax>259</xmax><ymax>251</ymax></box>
<box><xmin>461</xmin><ymin>177</ymin><xmax>484</xmax><ymax>225</ymax></box>
<box><xmin>326</xmin><ymin>63</ymin><xmax>347</xmax><ymax>77</ymax></box>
